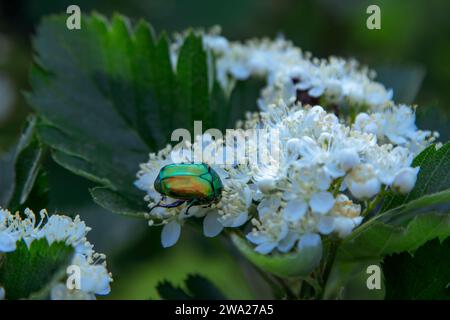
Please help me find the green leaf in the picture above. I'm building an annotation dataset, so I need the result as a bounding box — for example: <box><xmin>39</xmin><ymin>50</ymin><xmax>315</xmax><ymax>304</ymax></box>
<box><xmin>323</xmin><ymin>260</ymin><xmax>385</xmax><ymax>300</ymax></box>
<box><xmin>231</xmin><ymin>233</ymin><xmax>322</xmax><ymax>278</ymax></box>
<box><xmin>28</xmin><ymin>14</ymin><xmax>250</xmax><ymax>217</ymax></box>
<box><xmin>176</xmin><ymin>34</ymin><xmax>210</xmax><ymax>130</ymax></box>
<box><xmin>337</xmin><ymin>190</ymin><xmax>450</xmax><ymax>262</ymax></box>
<box><xmin>156</xmin><ymin>274</ymin><xmax>226</xmax><ymax>300</ymax></box>
<box><xmin>7</xmin><ymin>115</ymin><xmax>48</xmax><ymax>212</ymax></box>
<box><xmin>375</xmin><ymin>65</ymin><xmax>425</xmax><ymax>104</ymax></box>
<box><xmin>184</xmin><ymin>274</ymin><xmax>226</xmax><ymax>299</ymax></box>
<box><xmin>383</xmin><ymin>238</ymin><xmax>450</xmax><ymax>300</ymax></box>
<box><xmin>156</xmin><ymin>281</ymin><xmax>192</xmax><ymax>300</ymax></box>
<box><xmin>382</xmin><ymin>142</ymin><xmax>450</xmax><ymax>212</ymax></box>
<box><xmin>89</xmin><ymin>186</ymin><xmax>148</xmax><ymax>218</ymax></box>
<box><xmin>0</xmin><ymin>239</ymin><xmax>74</xmax><ymax>300</ymax></box>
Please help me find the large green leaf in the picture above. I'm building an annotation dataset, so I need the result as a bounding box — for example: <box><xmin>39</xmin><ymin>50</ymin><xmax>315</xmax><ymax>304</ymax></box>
<box><xmin>383</xmin><ymin>238</ymin><xmax>450</xmax><ymax>300</ymax></box>
<box><xmin>382</xmin><ymin>142</ymin><xmax>450</xmax><ymax>212</ymax></box>
<box><xmin>322</xmin><ymin>259</ymin><xmax>385</xmax><ymax>300</ymax></box>
<box><xmin>28</xmin><ymin>14</ymin><xmax>257</xmax><ymax>217</ymax></box>
<box><xmin>0</xmin><ymin>239</ymin><xmax>74</xmax><ymax>300</ymax></box>
<box><xmin>6</xmin><ymin>115</ymin><xmax>48</xmax><ymax>212</ymax></box>
<box><xmin>337</xmin><ymin>190</ymin><xmax>450</xmax><ymax>262</ymax></box>
<box><xmin>89</xmin><ymin>186</ymin><xmax>147</xmax><ymax>218</ymax></box>
<box><xmin>231</xmin><ymin>233</ymin><xmax>322</xmax><ymax>278</ymax></box>
<box><xmin>22</xmin><ymin>17</ymin><xmax>262</xmax><ymax>302</ymax></box>
<box><xmin>156</xmin><ymin>274</ymin><xmax>226</xmax><ymax>300</ymax></box>
<box><xmin>184</xmin><ymin>274</ymin><xmax>227</xmax><ymax>300</ymax></box>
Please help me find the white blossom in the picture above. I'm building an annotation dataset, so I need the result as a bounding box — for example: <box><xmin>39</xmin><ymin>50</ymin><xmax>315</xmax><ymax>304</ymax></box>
<box><xmin>134</xmin><ymin>30</ymin><xmax>437</xmax><ymax>255</ymax></box>
<box><xmin>50</xmin><ymin>283</ymin><xmax>95</xmax><ymax>300</ymax></box>
<box><xmin>0</xmin><ymin>207</ymin><xmax>112</xmax><ymax>299</ymax></box>
<box><xmin>345</xmin><ymin>164</ymin><xmax>381</xmax><ymax>199</ymax></box>
<box><xmin>392</xmin><ymin>167</ymin><xmax>419</xmax><ymax>194</ymax></box>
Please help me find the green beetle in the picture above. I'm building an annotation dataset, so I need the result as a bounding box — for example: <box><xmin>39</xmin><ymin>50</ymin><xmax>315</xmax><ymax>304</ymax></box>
<box><xmin>150</xmin><ymin>163</ymin><xmax>223</xmax><ymax>215</ymax></box>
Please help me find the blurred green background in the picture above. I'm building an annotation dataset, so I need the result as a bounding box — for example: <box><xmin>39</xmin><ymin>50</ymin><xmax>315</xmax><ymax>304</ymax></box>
<box><xmin>0</xmin><ymin>0</ymin><xmax>449</xmax><ymax>299</ymax></box>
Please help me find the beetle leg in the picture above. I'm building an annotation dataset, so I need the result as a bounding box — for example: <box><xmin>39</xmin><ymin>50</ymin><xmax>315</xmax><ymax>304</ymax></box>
<box><xmin>184</xmin><ymin>199</ymin><xmax>200</xmax><ymax>216</ymax></box>
<box><xmin>149</xmin><ymin>199</ymin><xmax>186</xmax><ymax>214</ymax></box>
<box><xmin>159</xmin><ymin>199</ymin><xmax>186</xmax><ymax>208</ymax></box>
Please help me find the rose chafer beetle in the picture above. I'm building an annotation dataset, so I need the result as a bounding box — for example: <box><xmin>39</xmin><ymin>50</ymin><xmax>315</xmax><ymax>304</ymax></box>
<box><xmin>150</xmin><ymin>163</ymin><xmax>223</xmax><ymax>215</ymax></box>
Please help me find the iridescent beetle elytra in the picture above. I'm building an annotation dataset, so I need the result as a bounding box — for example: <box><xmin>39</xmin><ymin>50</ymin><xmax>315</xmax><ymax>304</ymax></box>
<box><xmin>150</xmin><ymin>163</ymin><xmax>223</xmax><ymax>215</ymax></box>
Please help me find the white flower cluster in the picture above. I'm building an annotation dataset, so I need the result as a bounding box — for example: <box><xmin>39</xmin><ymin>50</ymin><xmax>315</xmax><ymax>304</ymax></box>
<box><xmin>135</xmin><ymin>30</ymin><xmax>437</xmax><ymax>255</ymax></box>
<box><xmin>171</xmin><ymin>29</ymin><xmax>436</xmax><ymax>154</ymax></box>
<box><xmin>136</xmin><ymin>104</ymin><xmax>422</xmax><ymax>255</ymax></box>
<box><xmin>240</xmin><ymin>103</ymin><xmax>422</xmax><ymax>253</ymax></box>
<box><xmin>135</xmin><ymin>146</ymin><xmax>252</xmax><ymax>248</ymax></box>
<box><xmin>0</xmin><ymin>208</ymin><xmax>112</xmax><ymax>300</ymax></box>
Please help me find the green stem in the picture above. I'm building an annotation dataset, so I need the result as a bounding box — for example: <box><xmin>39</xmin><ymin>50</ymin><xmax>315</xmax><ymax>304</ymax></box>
<box><xmin>321</xmin><ymin>239</ymin><xmax>339</xmax><ymax>297</ymax></box>
<box><xmin>362</xmin><ymin>187</ymin><xmax>386</xmax><ymax>217</ymax></box>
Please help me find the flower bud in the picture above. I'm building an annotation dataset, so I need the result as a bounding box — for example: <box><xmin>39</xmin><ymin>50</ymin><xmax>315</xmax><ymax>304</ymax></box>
<box><xmin>345</xmin><ymin>164</ymin><xmax>381</xmax><ymax>199</ymax></box>
<box><xmin>257</xmin><ymin>178</ymin><xmax>277</xmax><ymax>194</ymax></box>
<box><xmin>392</xmin><ymin>167</ymin><xmax>419</xmax><ymax>194</ymax></box>
<box><xmin>337</xmin><ymin>148</ymin><xmax>360</xmax><ymax>171</ymax></box>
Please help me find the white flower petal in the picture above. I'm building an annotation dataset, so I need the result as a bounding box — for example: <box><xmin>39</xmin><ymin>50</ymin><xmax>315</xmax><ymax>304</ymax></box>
<box><xmin>246</xmin><ymin>232</ymin><xmax>271</xmax><ymax>245</ymax></box>
<box><xmin>203</xmin><ymin>212</ymin><xmax>224</xmax><ymax>237</ymax></box>
<box><xmin>308</xmin><ymin>86</ymin><xmax>324</xmax><ymax>97</ymax></box>
<box><xmin>298</xmin><ymin>233</ymin><xmax>322</xmax><ymax>250</ymax></box>
<box><xmin>317</xmin><ymin>216</ymin><xmax>335</xmax><ymax>235</ymax></box>
<box><xmin>255</xmin><ymin>242</ymin><xmax>277</xmax><ymax>255</ymax></box>
<box><xmin>283</xmin><ymin>199</ymin><xmax>307</xmax><ymax>222</ymax></box>
<box><xmin>310</xmin><ymin>191</ymin><xmax>335</xmax><ymax>214</ymax></box>
<box><xmin>0</xmin><ymin>232</ymin><xmax>18</xmax><ymax>252</ymax></box>
<box><xmin>347</xmin><ymin>178</ymin><xmax>381</xmax><ymax>199</ymax></box>
<box><xmin>227</xmin><ymin>212</ymin><xmax>248</xmax><ymax>228</ymax></box>
<box><xmin>392</xmin><ymin>167</ymin><xmax>419</xmax><ymax>194</ymax></box>
<box><xmin>334</xmin><ymin>217</ymin><xmax>363</xmax><ymax>238</ymax></box>
<box><xmin>161</xmin><ymin>220</ymin><xmax>181</xmax><ymax>248</ymax></box>
<box><xmin>277</xmin><ymin>232</ymin><xmax>298</xmax><ymax>253</ymax></box>
<box><xmin>336</xmin><ymin>148</ymin><xmax>360</xmax><ymax>171</ymax></box>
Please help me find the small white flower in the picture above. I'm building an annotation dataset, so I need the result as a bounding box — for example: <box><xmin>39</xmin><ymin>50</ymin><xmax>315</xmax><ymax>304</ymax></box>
<box><xmin>345</xmin><ymin>164</ymin><xmax>381</xmax><ymax>199</ymax></box>
<box><xmin>72</xmin><ymin>254</ymin><xmax>111</xmax><ymax>296</ymax></box>
<box><xmin>335</xmin><ymin>148</ymin><xmax>360</xmax><ymax>172</ymax></box>
<box><xmin>217</xmin><ymin>180</ymin><xmax>252</xmax><ymax>228</ymax></box>
<box><xmin>0</xmin><ymin>207</ymin><xmax>112</xmax><ymax>298</ymax></box>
